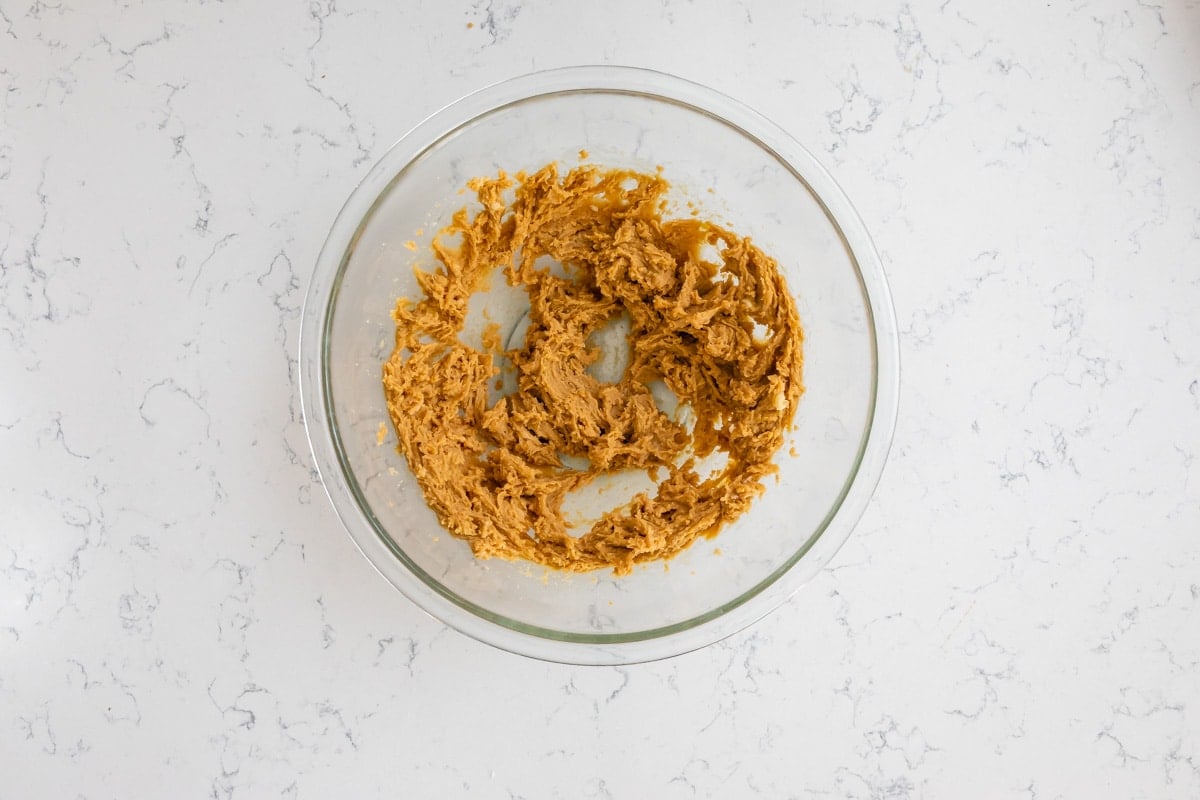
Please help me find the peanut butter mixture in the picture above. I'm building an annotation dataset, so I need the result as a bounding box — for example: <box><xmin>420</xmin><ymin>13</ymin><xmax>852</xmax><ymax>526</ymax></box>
<box><xmin>383</xmin><ymin>163</ymin><xmax>804</xmax><ymax>574</ymax></box>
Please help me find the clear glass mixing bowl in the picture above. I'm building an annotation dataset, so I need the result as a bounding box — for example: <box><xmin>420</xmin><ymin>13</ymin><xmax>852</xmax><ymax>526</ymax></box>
<box><xmin>300</xmin><ymin>66</ymin><xmax>899</xmax><ymax>664</ymax></box>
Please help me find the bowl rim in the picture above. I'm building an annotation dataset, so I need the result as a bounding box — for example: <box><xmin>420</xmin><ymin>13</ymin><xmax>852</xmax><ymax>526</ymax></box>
<box><xmin>299</xmin><ymin>65</ymin><xmax>900</xmax><ymax>665</ymax></box>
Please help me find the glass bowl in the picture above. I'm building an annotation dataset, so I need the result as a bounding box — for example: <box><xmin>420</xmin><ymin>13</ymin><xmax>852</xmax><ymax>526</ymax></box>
<box><xmin>300</xmin><ymin>66</ymin><xmax>899</xmax><ymax>665</ymax></box>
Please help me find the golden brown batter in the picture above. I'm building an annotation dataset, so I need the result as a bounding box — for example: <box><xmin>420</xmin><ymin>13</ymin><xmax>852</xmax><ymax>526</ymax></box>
<box><xmin>383</xmin><ymin>163</ymin><xmax>804</xmax><ymax>574</ymax></box>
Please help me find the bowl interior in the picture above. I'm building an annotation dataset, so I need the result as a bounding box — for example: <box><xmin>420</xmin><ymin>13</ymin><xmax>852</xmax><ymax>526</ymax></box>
<box><xmin>323</xmin><ymin>88</ymin><xmax>875</xmax><ymax>638</ymax></box>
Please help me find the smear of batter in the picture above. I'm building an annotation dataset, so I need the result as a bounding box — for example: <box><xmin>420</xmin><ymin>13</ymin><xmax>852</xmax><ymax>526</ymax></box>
<box><xmin>383</xmin><ymin>163</ymin><xmax>804</xmax><ymax>574</ymax></box>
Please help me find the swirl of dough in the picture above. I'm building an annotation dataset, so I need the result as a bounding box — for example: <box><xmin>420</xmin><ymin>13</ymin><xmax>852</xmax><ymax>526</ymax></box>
<box><xmin>384</xmin><ymin>163</ymin><xmax>804</xmax><ymax>574</ymax></box>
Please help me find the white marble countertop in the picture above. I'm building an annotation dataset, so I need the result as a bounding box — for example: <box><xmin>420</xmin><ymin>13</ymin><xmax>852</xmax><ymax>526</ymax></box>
<box><xmin>3</xmin><ymin>1</ymin><xmax>1199</xmax><ymax>796</ymax></box>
